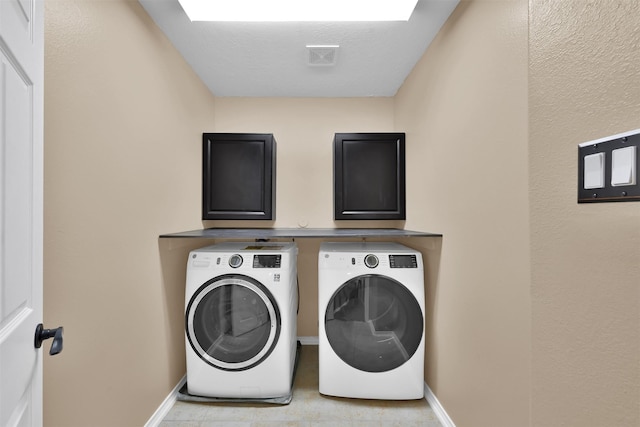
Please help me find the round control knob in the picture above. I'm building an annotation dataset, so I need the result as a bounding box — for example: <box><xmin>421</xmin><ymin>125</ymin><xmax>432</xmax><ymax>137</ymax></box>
<box><xmin>364</xmin><ymin>254</ymin><xmax>379</xmax><ymax>269</ymax></box>
<box><xmin>228</xmin><ymin>254</ymin><xmax>243</xmax><ymax>268</ymax></box>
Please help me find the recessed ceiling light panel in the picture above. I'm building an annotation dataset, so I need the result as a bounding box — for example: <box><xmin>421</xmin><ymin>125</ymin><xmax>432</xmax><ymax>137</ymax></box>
<box><xmin>178</xmin><ymin>0</ymin><xmax>419</xmax><ymax>22</ymax></box>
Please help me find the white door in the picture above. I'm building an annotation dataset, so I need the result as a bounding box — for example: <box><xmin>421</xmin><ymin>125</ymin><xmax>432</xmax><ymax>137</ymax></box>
<box><xmin>0</xmin><ymin>0</ymin><xmax>46</xmax><ymax>426</ymax></box>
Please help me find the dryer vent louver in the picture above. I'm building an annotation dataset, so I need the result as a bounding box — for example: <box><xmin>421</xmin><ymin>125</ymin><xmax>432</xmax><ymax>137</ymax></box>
<box><xmin>307</xmin><ymin>45</ymin><xmax>339</xmax><ymax>66</ymax></box>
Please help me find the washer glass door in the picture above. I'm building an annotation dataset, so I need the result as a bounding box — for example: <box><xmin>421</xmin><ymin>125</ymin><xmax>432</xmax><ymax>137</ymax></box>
<box><xmin>325</xmin><ymin>274</ymin><xmax>423</xmax><ymax>373</ymax></box>
<box><xmin>186</xmin><ymin>274</ymin><xmax>280</xmax><ymax>371</ymax></box>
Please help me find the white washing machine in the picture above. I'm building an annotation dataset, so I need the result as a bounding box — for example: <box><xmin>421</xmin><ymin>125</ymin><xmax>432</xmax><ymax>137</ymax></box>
<box><xmin>185</xmin><ymin>242</ymin><xmax>298</xmax><ymax>399</ymax></box>
<box><xmin>318</xmin><ymin>242</ymin><xmax>425</xmax><ymax>400</ymax></box>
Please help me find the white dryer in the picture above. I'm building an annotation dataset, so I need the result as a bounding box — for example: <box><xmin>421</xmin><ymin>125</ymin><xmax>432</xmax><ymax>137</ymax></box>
<box><xmin>185</xmin><ymin>242</ymin><xmax>298</xmax><ymax>399</ymax></box>
<box><xmin>318</xmin><ymin>242</ymin><xmax>425</xmax><ymax>400</ymax></box>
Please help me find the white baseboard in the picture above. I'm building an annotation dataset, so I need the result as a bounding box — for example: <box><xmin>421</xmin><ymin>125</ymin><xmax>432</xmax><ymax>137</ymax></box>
<box><xmin>144</xmin><ymin>375</ymin><xmax>186</xmax><ymax>427</ymax></box>
<box><xmin>424</xmin><ymin>383</ymin><xmax>456</xmax><ymax>427</ymax></box>
<box><xmin>298</xmin><ymin>336</ymin><xmax>319</xmax><ymax>345</ymax></box>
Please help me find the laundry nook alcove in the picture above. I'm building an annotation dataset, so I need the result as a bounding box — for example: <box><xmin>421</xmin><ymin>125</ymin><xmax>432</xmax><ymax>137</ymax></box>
<box><xmin>156</xmin><ymin>227</ymin><xmax>444</xmax><ymax>423</ymax></box>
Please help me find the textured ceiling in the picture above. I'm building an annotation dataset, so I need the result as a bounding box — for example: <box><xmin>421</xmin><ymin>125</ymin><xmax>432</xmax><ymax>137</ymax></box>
<box><xmin>139</xmin><ymin>0</ymin><xmax>459</xmax><ymax>97</ymax></box>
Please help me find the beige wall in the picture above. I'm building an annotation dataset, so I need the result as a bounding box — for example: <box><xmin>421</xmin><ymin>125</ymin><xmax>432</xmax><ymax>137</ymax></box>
<box><xmin>44</xmin><ymin>1</ymin><xmax>213</xmax><ymax>425</ymax></box>
<box><xmin>43</xmin><ymin>0</ymin><xmax>640</xmax><ymax>426</ymax></box>
<box><xmin>530</xmin><ymin>1</ymin><xmax>640</xmax><ymax>426</ymax></box>
<box><xmin>395</xmin><ymin>1</ymin><xmax>530</xmax><ymax>426</ymax></box>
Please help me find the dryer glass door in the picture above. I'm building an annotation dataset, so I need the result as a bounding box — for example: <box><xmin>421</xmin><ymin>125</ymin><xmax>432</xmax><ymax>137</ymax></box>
<box><xmin>186</xmin><ymin>274</ymin><xmax>281</xmax><ymax>371</ymax></box>
<box><xmin>325</xmin><ymin>274</ymin><xmax>423</xmax><ymax>373</ymax></box>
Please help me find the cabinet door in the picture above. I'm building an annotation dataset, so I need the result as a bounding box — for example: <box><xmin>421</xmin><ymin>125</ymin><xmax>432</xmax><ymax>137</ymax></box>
<box><xmin>202</xmin><ymin>133</ymin><xmax>276</xmax><ymax>220</ymax></box>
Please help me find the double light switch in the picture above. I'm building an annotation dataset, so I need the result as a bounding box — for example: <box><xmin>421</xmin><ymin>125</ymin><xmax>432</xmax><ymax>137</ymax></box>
<box><xmin>584</xmin><ymin>146</ymin><xmax>636</xmax><ymax>189</ymax></box>
<box><xmin>578</xmin><ymin>129</ymin><xmax>640</xmax><ymax>203</ymax></box>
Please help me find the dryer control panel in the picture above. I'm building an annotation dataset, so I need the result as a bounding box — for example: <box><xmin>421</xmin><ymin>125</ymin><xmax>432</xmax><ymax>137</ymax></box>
<box><xmin>319</xmin><ymin>242</ymin><xmax>423</xmax><ymax>272</ymax></box>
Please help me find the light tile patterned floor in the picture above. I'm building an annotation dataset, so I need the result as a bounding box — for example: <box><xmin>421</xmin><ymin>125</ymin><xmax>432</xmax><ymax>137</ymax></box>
<box><xmin>161</xmin><ymin>346</ymin><xmax>443</xmax><ymax>427</ymax></box>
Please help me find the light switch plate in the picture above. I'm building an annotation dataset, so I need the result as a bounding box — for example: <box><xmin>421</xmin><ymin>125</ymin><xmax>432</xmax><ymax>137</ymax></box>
<box><xmin>578</xmin><ymin>129</ymin><xmax>640</xmax><ymax>203</ymax></box>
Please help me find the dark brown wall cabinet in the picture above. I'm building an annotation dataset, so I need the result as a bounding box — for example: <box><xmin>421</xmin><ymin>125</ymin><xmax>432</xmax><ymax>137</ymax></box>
<box><xmin>334</xmin><ymin>133</ymin><xmax>406</xmax><ymax>220</ymax></box>
<box><xmin>202</xmin><ymin>133</ymin><xmax>276</xmax><ymax>220</ymax></box>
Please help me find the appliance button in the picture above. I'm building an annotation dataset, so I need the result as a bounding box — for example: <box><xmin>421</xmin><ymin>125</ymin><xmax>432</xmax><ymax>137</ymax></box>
<box><xmin>364</xmin><ymin>254</ymin><xmax>379</xmax><ymax>268</ymax></box>
<box><xmin>229</xmin><ymin>254</ymin><xmax>243</xmax><ymax>268</ymax></box>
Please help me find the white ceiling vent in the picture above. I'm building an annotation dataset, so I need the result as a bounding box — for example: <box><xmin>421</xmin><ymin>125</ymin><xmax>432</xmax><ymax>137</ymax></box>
<box><xmin>307</xmin><ymin>45</ymin><xmax>339</xmax><ymax>66</ymax></box>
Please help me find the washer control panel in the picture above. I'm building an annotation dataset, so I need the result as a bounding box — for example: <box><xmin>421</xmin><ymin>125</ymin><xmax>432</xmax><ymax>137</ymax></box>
<box><xmin>389</xmin><ymin>254</ymin><xmax>418</xmax><ymax>268</ymax></box>
<box><xmin>253</xmin><ymin>254</ymin><xmax>282</xmax><ymax>268</ymax></box>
